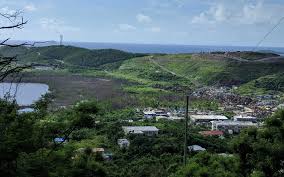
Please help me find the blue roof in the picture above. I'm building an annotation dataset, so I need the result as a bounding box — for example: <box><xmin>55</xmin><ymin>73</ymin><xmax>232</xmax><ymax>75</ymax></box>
<box><xmin>54</xmin><ymin>137</ymin><xmax>65</xmax><ymax>143</ymax></box>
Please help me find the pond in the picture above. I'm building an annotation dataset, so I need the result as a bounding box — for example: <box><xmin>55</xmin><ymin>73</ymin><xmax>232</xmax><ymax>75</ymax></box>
<box><xmin>0</xmin><ymin>83</ymin><xmax>49</xmax><ymax>106</ymax></box>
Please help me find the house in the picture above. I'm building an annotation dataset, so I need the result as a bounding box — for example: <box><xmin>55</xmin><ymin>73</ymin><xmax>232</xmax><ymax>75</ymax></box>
<box><xmin>17</xmin><ymin>108</ymin><xmax>34</xmax><ymax>114</ymax></box>
<box><xmin>92</xmin><ymin>148</ymin><xmax>113</xmax><ymax>161</ymax></box>
<box><xmin>190</xmin><ymin>115</ymin><xmax>228</xmax><ymax>126</ymax></box>
<box><xmin>199</xmin><ymin>130</ymin><xmax>224</xmax><ymax>137</ymax></box>
<box><xmin>102</xmin><ymin>152</ymin><xmax>113</xmax><ymax>160</ymax></box>
<box><xmin>233</xmin><ymin>115</ymin><xmax>257</xmax><ymax>123</ymax></box>
<box><xmin>54</xmin><ymin>137</ymin><xmax>66</xmax><ymax>144</ymax></box>
<box><xmin>143</xmin><ymin>111</ymin><xmax>156</xmax><ymax>119</ymax></box>
<box><xmin>168</xmin><ymin>116</ymin><xmax>184</xmax><ymax>121</ymax></box>
<box><xmin>92</xmin><ymin>148</ymin><xmax>105</xmax><ymax>153</ymax></box>
<box><xmin>211</xmin><ymin>121</ymin><xmax>258</xmax><ymax>134</ymax></box>
<box><xmin>117</xmin><ymin>139</ymin><xmax>130</xmax><ymax>148</ymax></box>
<box><xmin>188</xmin><ymin>145</ymin><xmax>206</xmax><ymax>152</ymax></box>
<box><xmin>122</xmin><ymin>126</ymin><xmax>159</xmax><ymax>136</ymax></box>
<box><xmin>154</xmin><ymin>109</ymin><xmax>168</xmax><ymax>117</ymax></box>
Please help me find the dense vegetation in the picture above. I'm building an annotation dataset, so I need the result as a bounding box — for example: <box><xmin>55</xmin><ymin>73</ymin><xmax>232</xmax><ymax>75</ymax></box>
<box><xmin>0</xmin><ymin>96</ymin><xmax>283</xmax><ymax>177</ymax></box>
<box><xmin>1</xmin><ymin>46</ymin><xmax>284</xmax><ymax>97</ymax></box>
<box><xmin>0</xmin><ymin>45</ymin><xmax>144</xmax><ymax>67</ymax></box>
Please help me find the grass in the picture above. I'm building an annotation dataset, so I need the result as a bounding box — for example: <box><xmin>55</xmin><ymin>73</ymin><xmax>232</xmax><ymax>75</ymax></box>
<box><xmin>123</xmin><ymin>86</ymin><xmax>169</xmax><ymax>94</ymax></box>
<box><xmin>236</xmin><ymin>73</ymin><xmax>284</xmax><ymax>96</ymax></box>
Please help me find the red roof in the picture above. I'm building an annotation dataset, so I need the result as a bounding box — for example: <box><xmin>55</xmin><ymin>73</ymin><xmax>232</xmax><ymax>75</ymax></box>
<box><xmin>199</xmin><ymin>130</ymin><xmax>224</xmax><ymax>136</ymax></box>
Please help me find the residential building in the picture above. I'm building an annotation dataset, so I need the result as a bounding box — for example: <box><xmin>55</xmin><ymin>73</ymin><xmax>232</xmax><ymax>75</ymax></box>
<box><xmin>143</xmin><ymin>111</ymin><xmax>156</xmax><ymax>119</ymax></box>
<box><xmin>154</xmin><ymin>109</ymin><xmax>168</xmax><ymax>117</ymax></box>
<box><xmin>122</xmin><ymin>126</ymin><xmax>159</xmax><ymax>136</ymax></box>
<box><xmin>93</xmin><ymin>148</ymin><xmax>105</xmax><ymax>153</ymax></box>
<box><xmin>54</xmin><ymin>137</ymin><xmax>66</xmax><ymax>144</ymax></box>
<box><xmin>117</xmin><ymin>139</ymin><xmax>130</xmax><ymax>148</ymax></box>
<box><xmin>211</xmin><ymin>121</ymin><xmax>258</xmax><ymax>134</ymax></box>
<box><xmin>188</xmin><ymin>145</ymin><xmax>206</xmax><ymax>152</ymax></box>
<box><xmin>233</xmin><ymin>115</ymin><xmax>257</xmax><ymax>123</ymax></box>
<box><xmin>190</xmin><ymin>114</ymin><xmax>228</xmax><ymax>126</ymax></box>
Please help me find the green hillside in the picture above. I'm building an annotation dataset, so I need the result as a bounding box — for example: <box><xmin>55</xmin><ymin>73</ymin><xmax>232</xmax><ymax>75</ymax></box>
<box><xmin>0</xmin><ymin>45</ymin><xmax>143</xmax><ymax>67</ymax></box>
<box><xmin>105</xmin><ymin>53</ymin><xmax>284</xmax><ymax>95</ymax></box>
<box><xmin>1</xmin><ymin>45</ymin><xmax>284</xmax><ymax>95</ymax></box>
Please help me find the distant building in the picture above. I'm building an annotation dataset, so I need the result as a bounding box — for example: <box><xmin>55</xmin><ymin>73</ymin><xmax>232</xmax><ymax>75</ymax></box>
<box><xmin>54</xmin><ymin>137</ymin><xmax>66</xmax><ymax>144</ymax></box>
<box><xmin>18</xmin><ymin>108</ymin><xmax>34</xmax><ymax>114</ymax></box>
<box><xmin>93</xmin><ymin>148</ymin><xmax>105</xmax><ymax>153</ymax></box>
<box><xmin>102</xmin><ymin>152</ymin><xmax>113</xmax><ymax>161</ymax></box>
<box><xmin>117</xmin><ymin>139</ymin><xmax>130</xmax><ymax>148</ymax></box>
<box><xmin>143</xmin><ymin>111</ymin><xmax>156</xmax><ymax>119</ymax></box>
<box><xmin>211</xmin><ymin>121</ymin><xmax>258</xmax><ymax>134</ymax></box>
<box><xmin>154</xmin><ymin>109</ymin><xmax>168</xmax><ymax>117</ymax></box>
<box><xmin>199</xmin><ymin>130</ymin><xmax>224</xmax><ymax>137</ymax></box>
<box><xmin>233</xmin><ymin>115</ymin><xmax>257</xmax><ymax>123</ymax></box>
<box><xmin>188</xmin><ymin>145</ymin><xmax>206</xmax><ymax>152</ymax></box>
<box><xmin>122</xmin><ymin>126</ymin><xmax>159</xmax><ymax>136</ymax></box>
<box><xmin>190</xmin><ymin>115</ymin><xmax>228</xmax><ymax>126</ymax></box>
<box><xmin>168</xmin><ymin>116</ymin><xmax>184</xmax><ymax>121</ymax></box>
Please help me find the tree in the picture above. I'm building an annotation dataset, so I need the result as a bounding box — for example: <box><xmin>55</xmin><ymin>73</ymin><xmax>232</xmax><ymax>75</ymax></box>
<box><xmin>232</xmin><ymin>110</ymin><xmax>284</xmax><ymax>177</ymax></box>
<box><xmin>172</xmin><ymin>152</ymin><xmax>240</xmax><ymax>177</ymax></box>
<box><xmin>0</xmin><ymin>10</ymin><xmax>50</xmax><ymax>82</ymax></box>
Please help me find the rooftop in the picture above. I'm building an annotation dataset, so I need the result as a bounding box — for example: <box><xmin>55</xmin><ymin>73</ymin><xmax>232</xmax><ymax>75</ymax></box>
<box><xmin>188</xmin><ymin>145</ymin><xmax>206</xmax><ymax>151</ymax></box>
<box><xmin>212</xmin><ymin>121</ymin><xmax>257</xmax><ymax>126</ymax></box>
<box><xmin>191</xmin><ymin>115</ymin><xmax>228</xmax><ymax>120</ymax></box>
<box><xmin>122</xmin><ymin>126</ymin><xmax>159</xmax><ymax>132</ymax></box>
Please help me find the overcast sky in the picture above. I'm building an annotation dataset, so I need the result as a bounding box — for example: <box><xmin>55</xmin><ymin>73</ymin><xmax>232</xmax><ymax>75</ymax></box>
<box><xmin>1</xmin><ymin>0</ymin><xmax>284</xmax><ymax>47</ymax></box>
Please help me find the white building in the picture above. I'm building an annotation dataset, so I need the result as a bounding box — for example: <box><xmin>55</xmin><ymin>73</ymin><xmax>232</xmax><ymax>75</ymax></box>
<box><xmin>233</xmin><ymin>115</ymin><xmax>257</xmax><ymax>123</ymax></box>
<box><xmin>122</xmin><ymin>126</ymin><xmax>159</xmax><ymax>136</ymax></box>
<box><xmin>190</xmin><ymin>115</ymin><xmax>228</xmax><ymax>126</ymax></box>
<box><xmin>188</xmin><ymin>145</ymin><xmax>206</xmax><ymax>152</ymax></box>
<box><xmin>143</xmin><ymin>111</ymin><xmax>156</xmax><ymax>119</ymax></box>
<box><xmin>211</xmin><ymin>121</ymin><xmax>258</xmax><ymax>134</ymax></box>
<box><xmin>117</xmin><ymin>139</ymin><xmax>130</xmax><ymax>148</ymax></box>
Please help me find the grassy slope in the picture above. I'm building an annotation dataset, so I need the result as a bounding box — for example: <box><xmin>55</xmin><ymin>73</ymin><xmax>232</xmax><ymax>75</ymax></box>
<box><xmin>0</xmin><ymin>45</ymin><xmax>142</xmax><ymax>67</ymax></box>
<box><xmin>152</xmin><ymin>54</ymin><xmax>284</xmax><ymax>87</ymax></box>
<box><xmin>236</xmin><ymin>73</ymin><xmax>284</xmax><ymax>95</ymax></box>
<box><xmin>107</xmin><ymin>53</ymin><xmax>284</xmax><ymax>96</ymax></box>
<box><xmin>107</xmin><ymin>56</ymin><xmax>192</xmax><ymax>94</ymax></box>
<box><xmin>2</xmin><ymin>45</ymin><xmax>284</xmax><ymax>96</ymax></box>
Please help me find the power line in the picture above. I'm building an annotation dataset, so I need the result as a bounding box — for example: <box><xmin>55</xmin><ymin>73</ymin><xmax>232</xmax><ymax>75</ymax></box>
<box><xmin>253</xmin><ymin>16</ymin><xmax>284</xmax><ymax>51</ymax></box>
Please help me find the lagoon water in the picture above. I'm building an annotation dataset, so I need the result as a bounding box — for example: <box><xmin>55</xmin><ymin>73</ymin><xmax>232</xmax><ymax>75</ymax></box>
<box><xmin>0</xmin><ymin>83</ymin><xmax>49</xmax><ymax>106</ymax></box>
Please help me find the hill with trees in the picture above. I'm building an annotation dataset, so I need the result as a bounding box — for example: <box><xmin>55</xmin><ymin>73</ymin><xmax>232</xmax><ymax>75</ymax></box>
<box><xmin>0</xmin><ymin>45</ymin><xmax>144</xmax><ymax>67</ymax></box>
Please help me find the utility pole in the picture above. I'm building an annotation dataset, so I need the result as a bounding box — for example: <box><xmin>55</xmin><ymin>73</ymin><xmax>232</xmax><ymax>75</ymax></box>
<box><xmin>183</xmin><ymin>95</ymin><xmax>189</xmax><ymax>166</ymax></box>
<box><xmin>60</xmin><ymin>34</ymin><xmax>63</xmax><ymax>46</ymax></box>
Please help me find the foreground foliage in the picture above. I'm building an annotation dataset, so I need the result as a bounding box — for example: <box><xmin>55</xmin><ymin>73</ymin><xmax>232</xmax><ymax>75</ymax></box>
<box><xmin>0</xmin><ymin>97</ymin><xmax>283</xmax><ymax>177</ymax></box>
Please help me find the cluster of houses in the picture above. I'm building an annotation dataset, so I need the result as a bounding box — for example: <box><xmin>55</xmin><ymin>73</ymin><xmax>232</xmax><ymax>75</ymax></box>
<box><xmin>192</xmin><ymin>86</ymin><xmax>283</xmax><ymax>119</ymax></box>
<box><xmin>190</xmin><ymin>114</ymin><xmax>258</xmax><ymax>134</ymax></box>
<box><xmin>116</xmin><ymin>89</ymin><xmax>283</xmax><ymax>153</ymax></box>
<box><xmin>142</xmin><ymin>108</ymin><xmax>184</xmax><ymax>121</ymax></box>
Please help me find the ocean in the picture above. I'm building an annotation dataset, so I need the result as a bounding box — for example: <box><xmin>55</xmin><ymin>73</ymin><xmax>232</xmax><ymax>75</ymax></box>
<box><xmin>13</xmin><ymin>40</ymin><xmax>284</xmax><ymax>54</ymax></box>
<box><xmin>63</xmin><ymin>42</ymin><xmax>284</xmax><ymax>54</ymax></box>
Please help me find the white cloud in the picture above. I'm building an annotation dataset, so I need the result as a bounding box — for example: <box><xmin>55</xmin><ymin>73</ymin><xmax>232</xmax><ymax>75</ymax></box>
<box><xmin>118</xmin><ymin>23</ymin><xmax>136</xmax><ymax>31</ymax></box>
<box><xmin>40</xmin><ymin>18</ymin><xmax>80</xmax><ymax>33</ymax></box>
<box><xmin>191</xmin><ymin>1</ymin><xmax>284</xmax><ymax>25</ymax></box>
<box><xmin>136</xmin><ymin>13</ymin><xmax>152</xmax><ymax>23</ymax></box>
<box><xmin>147</xmin><ymin>27</ymin><xmax>161</xmax><ymax>33</ymax></box>
<box><xmin>24</xmin><ymin>3</ymin><xmax>37</xmax><ymax>12</ymax></box>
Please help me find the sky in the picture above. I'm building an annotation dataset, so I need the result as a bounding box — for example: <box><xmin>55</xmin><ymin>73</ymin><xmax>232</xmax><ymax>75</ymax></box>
<box><xmin>0</xmin><ymin>0</ymin><xmax>284</xmax><ymax>47</ymax></box>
